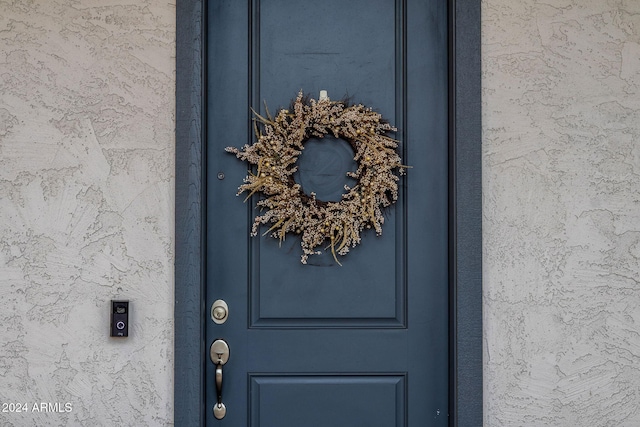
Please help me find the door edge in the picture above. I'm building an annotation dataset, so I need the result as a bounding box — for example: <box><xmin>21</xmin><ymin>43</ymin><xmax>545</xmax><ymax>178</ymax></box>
<box><xmin>174</xmin><ymin>0</ymin><xmax>482</xmax><ymax>425</ymax></box>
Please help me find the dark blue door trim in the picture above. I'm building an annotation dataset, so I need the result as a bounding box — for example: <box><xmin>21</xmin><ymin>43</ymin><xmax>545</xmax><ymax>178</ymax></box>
<box><xmin>175</xmin><ymin>0</ymin><xmax>482</xmax><ymax>425</ymax></box>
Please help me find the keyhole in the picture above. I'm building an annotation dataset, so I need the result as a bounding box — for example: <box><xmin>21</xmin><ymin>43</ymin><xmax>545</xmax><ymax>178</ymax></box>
<box><xmin>213</xmin><ymin>306</ymin><xmax>226</xmax><ymax>320</ymax></box>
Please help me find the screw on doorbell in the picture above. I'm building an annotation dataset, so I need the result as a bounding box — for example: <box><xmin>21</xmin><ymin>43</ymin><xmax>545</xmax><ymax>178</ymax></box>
<box><xmin>110</xmin><ymin>300</ymin><xmax>129</xmax><ymax>337</ymax></box>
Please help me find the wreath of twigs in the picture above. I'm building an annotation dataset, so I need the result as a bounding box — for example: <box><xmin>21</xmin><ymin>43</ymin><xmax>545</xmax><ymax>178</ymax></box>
<box><xmin>226</xmin><ymin>91</ymin><xmax>407</xmax><ymax>265</ymax></box>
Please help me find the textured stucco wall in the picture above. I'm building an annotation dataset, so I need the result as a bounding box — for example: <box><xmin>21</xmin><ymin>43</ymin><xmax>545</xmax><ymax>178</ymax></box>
<box><xmin>483</xmin><ymin>1</ymin><xmax>640</xmax><ymax>426</ymax></box>
<box><xmin>0</xmin><ymin>1</ymin><xmax>175</xmax><ymax>426</ymax></box>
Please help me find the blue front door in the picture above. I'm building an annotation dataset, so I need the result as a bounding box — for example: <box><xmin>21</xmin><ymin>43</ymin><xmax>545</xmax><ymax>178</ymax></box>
<box><xmin>206</xmin><ymin>0</ymin><xmax>448</xmax><ymax>425</ymax></box>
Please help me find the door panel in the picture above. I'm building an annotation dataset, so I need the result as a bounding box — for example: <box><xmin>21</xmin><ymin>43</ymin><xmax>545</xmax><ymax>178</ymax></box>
<box><xmin>207</xmin><ymin>0</ymin><xmax>448</xmax><ymax>425</ymax></box>
<box><xmin>257</xmin><ymin>0</ymin><xmax>398</xmax><ymax>117</ymax></box>
<box><xmin>251</xmin><ymin>0</ymin><xmax>404</xmax><ymax>327</ymax></box>
<box><xmin>250</xmin><ymin>375</ymin><xmax>406</xmax><ymax>427</ymax></box>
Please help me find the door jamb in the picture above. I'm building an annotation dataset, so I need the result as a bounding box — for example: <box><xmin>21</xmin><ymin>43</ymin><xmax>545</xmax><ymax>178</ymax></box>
<box><xmin>175</xmin><ymin>0</ymin><xmax>482</xmax><ymax>425</ymax></box>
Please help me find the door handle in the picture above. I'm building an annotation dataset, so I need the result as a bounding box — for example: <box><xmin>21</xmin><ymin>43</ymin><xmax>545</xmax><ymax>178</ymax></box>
<box><xmin>210</xmin><ymin>339</ymin><xmax>230</xmax><ymax>420</ymax></box>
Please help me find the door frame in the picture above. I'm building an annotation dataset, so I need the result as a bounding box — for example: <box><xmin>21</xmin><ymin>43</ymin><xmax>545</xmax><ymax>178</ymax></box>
<box><xmin>175</xmin><ymin>0</ymin><xmax>482</xmax><ymax>425</ymax></box>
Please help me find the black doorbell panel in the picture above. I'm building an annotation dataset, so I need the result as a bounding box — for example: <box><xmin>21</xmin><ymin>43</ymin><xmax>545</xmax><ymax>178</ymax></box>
<box><xmin>111</xmin><ymin>300</ymin><xmax>129</xmax><ymax>337</ymax></box>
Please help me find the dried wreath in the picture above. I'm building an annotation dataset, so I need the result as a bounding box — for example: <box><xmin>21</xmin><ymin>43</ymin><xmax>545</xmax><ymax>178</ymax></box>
<box><xmin>226</xmin><ymin>91</ymin><xmax>406</xmax><ymax>265</ymax></box>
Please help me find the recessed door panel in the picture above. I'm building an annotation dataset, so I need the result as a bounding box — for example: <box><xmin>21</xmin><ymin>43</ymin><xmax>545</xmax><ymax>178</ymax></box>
<box><xmin>250</xmin><ymin>375</ymin><xmax>406</xmax><ymax>427</ymax></box>
<box><xmin>249</xmin><ymin>0</ymin><xmax>405</xmax><ymax>328</ymax></box>
<box><xmin>256</xmin><ymin>0</ymin><xmax>398</xmax><ymax>118</ymax></box>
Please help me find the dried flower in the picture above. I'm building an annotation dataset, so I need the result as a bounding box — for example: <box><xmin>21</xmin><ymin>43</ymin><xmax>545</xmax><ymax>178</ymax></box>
<box><xmin>226</xmin><ymin>91</ymin><xmax>407</xmax><ymax>265</ymax></box>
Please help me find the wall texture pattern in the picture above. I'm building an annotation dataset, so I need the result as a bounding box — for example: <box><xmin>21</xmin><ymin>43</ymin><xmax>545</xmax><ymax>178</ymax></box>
<box><xmin>483</xmin><ymin>0</ymin><xmax>640</xmax><ymax>425</ymax></box>
<box><xmin>0</xmin><ymin>1</ymin><xmax>175</xmax><ymax>425</ymax></box>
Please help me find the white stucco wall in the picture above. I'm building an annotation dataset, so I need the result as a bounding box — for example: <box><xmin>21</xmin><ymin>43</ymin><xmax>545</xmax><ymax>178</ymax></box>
<box><xmin>2</xmin><ymin>0</ymin><xmax>639</xmax><ymax>426</ymax></box>
<box><xmin>0</xmin><ymin>1</ymin><xmax>175</xmax><ymax>426</ymax></box>
<box><xmin>483</xmin><ymin>0</ymin><xmax>640</xmax><ymax>425</ymax></box>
